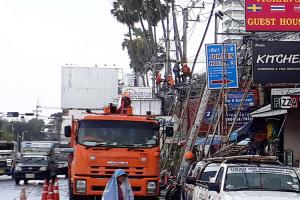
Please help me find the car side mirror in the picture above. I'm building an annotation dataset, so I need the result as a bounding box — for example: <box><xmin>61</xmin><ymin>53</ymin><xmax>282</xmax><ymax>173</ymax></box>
<box><xmin>207</xmin><ymin>182</ymin><xmax>220</xmax><ymax>193</ymax></box>
<box><xmin>185</xmin><ymin>176</ymin><xmax>196</xmax><ymax>184</ymax></box>
<box><xmin>165</xmin><ymin>126</ymin><xmax>174</xmax><ymax>137</ymax></box>
<box><xmin>64</xmin><ymin>126</ymin><xmax>71</xmax><ymax>137</ymax></box>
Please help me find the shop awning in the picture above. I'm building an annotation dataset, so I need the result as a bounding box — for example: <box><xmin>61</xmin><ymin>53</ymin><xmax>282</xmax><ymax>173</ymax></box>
<box><xmin>228</xmin><ymin>120</ymin><xmax>252</xmax><ymax>142</ymax></box>
<box><xmin>250</xmin><ymin>104</ymin><xmax>287</xmax><ymax>118</ymax></box>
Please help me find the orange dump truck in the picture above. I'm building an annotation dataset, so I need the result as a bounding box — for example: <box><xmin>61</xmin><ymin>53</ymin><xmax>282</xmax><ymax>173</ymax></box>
<box><xmin>64</xmin><ymin>97</ymin><xmax>163</xmax><ymax>199</ymax></box>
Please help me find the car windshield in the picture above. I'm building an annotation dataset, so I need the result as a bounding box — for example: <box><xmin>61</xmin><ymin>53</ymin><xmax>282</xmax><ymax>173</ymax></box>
<box><xmin>225</xmin><ymin>166</ymin><xmax>300</xmax><ymax>192</ymax></box>
<box><xmin>77</xmin><ymin>120</ymin><xmax>159</xmax><ymax>147</ymax></box>
<box><xmin>21</xmin><ymin>156</ymin><xmax>48</xmax><ymax>164</ymax></box>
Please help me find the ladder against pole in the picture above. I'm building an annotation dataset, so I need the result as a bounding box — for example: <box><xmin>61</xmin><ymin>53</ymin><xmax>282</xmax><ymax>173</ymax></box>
<box><xmin>181</xmin><ymin>84</ymin><xmax>211</xmax><ymax>164</ymax></box>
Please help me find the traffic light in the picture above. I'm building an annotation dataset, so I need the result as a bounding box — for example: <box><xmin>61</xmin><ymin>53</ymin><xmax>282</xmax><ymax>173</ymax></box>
<box><xmin>7</xmin><ymin>112</ymin><xmax>19</xmax><ymax>117</ymax></box>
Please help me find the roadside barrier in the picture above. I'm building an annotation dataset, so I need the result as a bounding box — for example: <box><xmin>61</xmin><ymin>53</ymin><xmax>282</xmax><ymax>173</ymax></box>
<box><xmin>47</xmin><ymin>180</ymin><xmax>54</xmax><ymax>200</ymax></box>
<box><xmin>53</xmin><ymin>178</ymin><xmax>60</xmax><ymax>200</ymax></box>
<box><xmin>41</xmin><ymin>179</ymin><xmax>49</xmax><ymax>200</ymax></box>
<box><xmin>20</xmin><ymin>188</ymin><xmax>26</xmax><ymax>200</ymax></box>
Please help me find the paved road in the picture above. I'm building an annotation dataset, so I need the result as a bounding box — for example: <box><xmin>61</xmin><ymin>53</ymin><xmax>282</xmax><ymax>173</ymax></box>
<box><xmin>0</xmin><ymin>175</ymin><xmax>165</xmax><ymax>200</ymax></box>
<box><xmin>0</xmin><ymin>175</ymin><xmax>69</xmax><ymax>200</ymax></box>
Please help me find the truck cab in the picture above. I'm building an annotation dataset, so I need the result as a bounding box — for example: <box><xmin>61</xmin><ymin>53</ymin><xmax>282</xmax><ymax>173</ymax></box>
<box><xmin>66</xmin><ymin>115</ymin><xmax>161</xmax><ymax>199</ymax></box>
<box><xmin>0</xmin><ymin>141</ymin><xmax>16</xmax><ymax>176</ymax></box>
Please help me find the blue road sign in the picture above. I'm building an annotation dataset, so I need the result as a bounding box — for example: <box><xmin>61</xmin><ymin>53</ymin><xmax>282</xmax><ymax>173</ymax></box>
<box><xmin>227</xmin><ymin>91</ymin><xmax>255</xmax><ymax>110</ymax></box>
<box><xmin>206</xmin><ymin>44</ymin><xmax>238</xmax><ymax>89</ymax></box>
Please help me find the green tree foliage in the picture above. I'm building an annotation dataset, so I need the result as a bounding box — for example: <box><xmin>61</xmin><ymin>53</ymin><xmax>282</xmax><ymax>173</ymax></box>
<box><xmin>0</xmin><ymin>119</ymin><xmax>13</xmax><ymax>140</ymax></box>
<box><xmin>0</xmin><ymin>118</ymin><xmax>47</xmax><ymax>141</ymax></box>
<box><xmin>111</xmin><ymin>0</ymin><xmax>168</xmax><ymax>85</ymax></box>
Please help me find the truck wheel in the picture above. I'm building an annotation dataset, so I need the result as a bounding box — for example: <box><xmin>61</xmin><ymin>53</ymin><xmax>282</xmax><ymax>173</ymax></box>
<box><xmin>15</xmin><ymin>178</ymin><xmax>20</xmax><ymax>185</ymax></box>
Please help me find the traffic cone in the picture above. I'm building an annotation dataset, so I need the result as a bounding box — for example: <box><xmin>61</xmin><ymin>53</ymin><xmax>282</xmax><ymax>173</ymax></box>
<box><xmin>47</xmin><ymin>180</ymin><xmax>54</xmax><ymax>200</ymax></box>
<box><xmin>41</xmin><ymin>179</ymin><xmax>49</xmax><ymax>200</ymax></box>
<box><xmin>20</xmin><ymin>188</ymin><xmax>26</xmax><ymax>200</ymax></box>
<box><xmin>53</xmin><ymin>178</ymin><xmax>60</xmax><ymax>200</ymax></box>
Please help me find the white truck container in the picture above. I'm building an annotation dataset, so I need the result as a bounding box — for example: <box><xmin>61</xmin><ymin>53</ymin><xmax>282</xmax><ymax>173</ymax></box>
<box><xmin>61</xmin><ymin>67</ymin><xmax>119</xmax><ymax>109</ymax></box>
<box><xmin>121</xmin><ymin>86</ymin><xmax>162</xmax><ymax>115</ymax></box>
<box><xmin>131</xmin><ymin>99</ymin><xmax>162</xmax><ymax>115</ymax></box>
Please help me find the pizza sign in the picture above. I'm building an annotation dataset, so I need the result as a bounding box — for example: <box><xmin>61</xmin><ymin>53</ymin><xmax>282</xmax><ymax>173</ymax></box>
<box><xmin>271</xmin><ymin>95</ymin><xmax>299</xmax><ymax>109</ymax></box>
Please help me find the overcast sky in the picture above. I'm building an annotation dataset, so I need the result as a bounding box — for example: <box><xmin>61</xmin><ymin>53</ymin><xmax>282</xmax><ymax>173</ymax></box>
<box><xmin>0</xmin><ymin>0</ymin><xmax>214</xmax><ymax>118</ymax></box>
<box><xmin>0</xmin><ymin>0</ymin><xmax>132</xmax><ymax>116</ymax></box>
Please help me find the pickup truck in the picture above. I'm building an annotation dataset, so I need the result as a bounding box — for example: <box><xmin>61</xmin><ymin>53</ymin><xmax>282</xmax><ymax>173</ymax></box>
<box><xmin>182</xmin><ymin>161</ymin><xmax>220</xmax><ymax>200</ymax></box>
<box><xmin>14</xmin><ymin>154</ymin><xmax>52</xmax><ymax>184</ymax></box>
<box><xmin>192</xmin><ymin>159</ymin><xmax>300</xmax><ymax>200</ymax></box>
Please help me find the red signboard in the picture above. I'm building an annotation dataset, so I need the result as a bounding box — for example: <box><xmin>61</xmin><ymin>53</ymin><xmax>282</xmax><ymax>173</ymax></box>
<box><xmin>245</xmin><ymin>0</ymin><xmax>300</xmax><ymax>31</ymax></box>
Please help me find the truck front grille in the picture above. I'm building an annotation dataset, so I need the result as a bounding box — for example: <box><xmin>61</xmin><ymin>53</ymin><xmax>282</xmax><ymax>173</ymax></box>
<box><xmin>21</xmin><ymin>166</ymin><xmax>40</xmax><ymax>172</ymax></box>
<box><xmin>0</xmin><ymin>161</ymin><xmax>6</xmax><ymax>167</ymax></box>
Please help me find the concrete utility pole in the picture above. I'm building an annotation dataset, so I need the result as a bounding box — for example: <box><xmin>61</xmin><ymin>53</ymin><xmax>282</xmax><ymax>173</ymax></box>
<box><xmin>171</xmin><ymin>1</ymin><xmax>183</xmax><ymax>61</ymax></box>
<box><xmin>215</xmin><ymin>11</ymin><xmax>224</xmax><ymax>43</ymax></box>
<box><xmin>182</xmin><ymin>4</ymin><xmax>205</xmax><ymax>63</ymax></box>
<box><xmin>166</xmin><ymin>13</ymin><xmax>171</xmax><ymax>76</ymax></box>
<box><xmin>182</xmin><ymin>8</ymin><xmax>188</xmax><ymax>62</ymax></box>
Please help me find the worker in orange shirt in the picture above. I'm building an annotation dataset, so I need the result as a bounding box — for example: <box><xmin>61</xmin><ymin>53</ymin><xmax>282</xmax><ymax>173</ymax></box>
<box><xmin>181</xmin><ymin>63</ymin><xmax>191</xmax><ymax>82</ymax></box>
<box><xmin>167</xmin><ymin>75</ymin><xmax>175</xmax><ymax>88</ymax></box>
<box><xmin>155</xmin><ymin>72</ymin><xmax>163</xmax><ymax>92</ymax></box>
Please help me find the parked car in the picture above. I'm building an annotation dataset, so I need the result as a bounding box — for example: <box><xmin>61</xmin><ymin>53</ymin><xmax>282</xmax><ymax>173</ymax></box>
<box><xmin>193</xmin><ymin>156</ymin><xmax>300</xmax><ymax>200</ymax></box>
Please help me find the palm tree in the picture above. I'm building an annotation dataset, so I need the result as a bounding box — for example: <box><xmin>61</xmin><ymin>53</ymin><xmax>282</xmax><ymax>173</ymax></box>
<box><xmin>111</xmin><ymin>0</ymin><xmax>168</xmax><ymax>86</ymax></box>
<box><xmin>111</xmin><ymin>0</ymin><xmax>140</xmax><ymax>85</ymax></box>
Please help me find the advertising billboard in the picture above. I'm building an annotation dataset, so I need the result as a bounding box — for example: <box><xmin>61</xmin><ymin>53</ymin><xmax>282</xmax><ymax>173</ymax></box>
<box><xmin>252</xmin><ymin>41</ymin><xmax>300</xmax><ymax>84</ymax></box>
<box><xmin>61</xmin><ymin>67</ymin><xmax>119</xmax><ymax>109</ymax></box>
<box><xmin>206</xmin><ymin>43</ymin><xmax>238</xmax><ymax>89</ymax></box>
<box><xmin>227</xmin><ymin>91</ymin><xmax>255</xmax><ymax>109</ymax></box>
<box><xmin>245</xmin><ymin>0</ymin><xmax>300</xmax><ymax>31</ymax></box>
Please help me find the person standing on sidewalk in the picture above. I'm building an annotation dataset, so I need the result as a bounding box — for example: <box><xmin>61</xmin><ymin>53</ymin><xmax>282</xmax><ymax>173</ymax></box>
<box><xmin>102</xmin><ymin>169</ymin><xmax>134</xmax><ymax>200</ymax></box>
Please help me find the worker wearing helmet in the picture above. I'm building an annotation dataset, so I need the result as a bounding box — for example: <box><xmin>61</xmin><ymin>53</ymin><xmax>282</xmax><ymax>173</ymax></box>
<box><xmin>177</xmin><ymin>151</ymin><xmax>195</xmax><ymax>184</ymax></box>
<box><xmin>181</xmin><ymin>63</ymin><xmax>191</xmax><ymax>83</ymax></box>
<box><xmin>155</xmin><ymin>72</ymin><xmax>163</xmax><ymax>93</ymax></box>
<box><xmin>167</xmin><ymin>75</ymin><xmax>175</xmax><ymax>88</ymax></box>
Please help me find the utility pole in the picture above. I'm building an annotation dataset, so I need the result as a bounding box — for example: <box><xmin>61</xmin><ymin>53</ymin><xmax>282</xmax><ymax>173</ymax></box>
<box><xmin>165</xmin><ymin>13</ymin><xmax>171</xmax><ymax>76</ymax></box>
<box><xmin>171</xmin><ymin>1</ymin><xmax>183</xmax><ymax>61</ymax></box>
<box><xmin>182</xmin><ymin>8</ymin><xmax>188</xmax><ymax>62</ymax></box>
<box><xmin>182</xmin><ymin>4</ymin><xmax>205</xmax><ymax>62</ymax></box>
<box><xmin>215</xmin><ymin>11</ymin><xmax>224</xmax><ymax>43</ymax></box>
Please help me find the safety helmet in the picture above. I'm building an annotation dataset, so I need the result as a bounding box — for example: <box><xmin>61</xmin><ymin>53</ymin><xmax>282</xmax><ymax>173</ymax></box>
<box><xmin>184</xmin><ymin>151</ymin><xmax>194</xmax><ymax>159</ymax></box>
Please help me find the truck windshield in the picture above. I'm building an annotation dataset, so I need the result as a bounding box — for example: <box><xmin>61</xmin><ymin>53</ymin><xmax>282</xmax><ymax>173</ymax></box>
<box><xmin>78</xmin><ymin>120</ymin><xmax>159</xmax><ymax>147</ymax></box>
<box><xmin>21</xmin><ymin>157</ymin><xmax>48</xmax><ymax>164</ymax></box>
<box><xmin>0</xmin><ymin>143</ymin><xmax>14</xmax><ymax>150</ymax></box>
<box><xmin>225</xmin><ymin>166</ymin><xmax>300</xmax><ymax>192</ymax></box>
